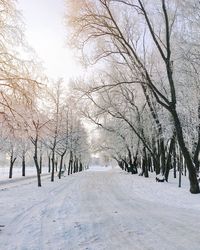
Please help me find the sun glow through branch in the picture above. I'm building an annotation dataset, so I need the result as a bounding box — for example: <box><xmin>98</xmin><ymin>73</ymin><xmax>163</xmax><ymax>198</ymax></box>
<box><xmin>18</xmin><ymin>0</ymin><xmax>83</xmax><ymax>83</ymax></box>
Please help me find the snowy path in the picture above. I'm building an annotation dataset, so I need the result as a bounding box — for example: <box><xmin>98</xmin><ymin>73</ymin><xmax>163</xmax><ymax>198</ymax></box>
<box><xmin>1</xmin><ymin>167</ymin><xmax>200</xmax><ymax>250</ymax></box>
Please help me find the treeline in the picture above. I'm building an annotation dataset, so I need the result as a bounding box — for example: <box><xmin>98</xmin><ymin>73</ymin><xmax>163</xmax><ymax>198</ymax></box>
<box><xmin>98</xmin><ymin>118</ymin><xmax>188</xmax><ymax>189</ymax></box>
<box><xmin>0</xmin><ymin>1</ymin><xmax>90</xmax><ymax>186</ymax></box>
<box><xmin>67</xmin><ymin>0</ymin><xmax>200</xmax><ymax>193</ymax></box>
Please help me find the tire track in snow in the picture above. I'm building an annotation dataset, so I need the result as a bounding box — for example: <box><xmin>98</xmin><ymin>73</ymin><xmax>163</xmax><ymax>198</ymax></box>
<box><xmin>1</xmin><ymin>175</ymin><xmax>72</xmax><ymax>250</ymax></box>
<box><xmin>39</xmin><ymin>175</ymin><xmax>79</xmax><ymax>250</ymax></box>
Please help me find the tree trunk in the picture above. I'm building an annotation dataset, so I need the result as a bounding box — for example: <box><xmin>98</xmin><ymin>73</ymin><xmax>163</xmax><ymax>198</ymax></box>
<box><xmin>164</xmin><ymin>132</ymin><xmax>175</xmax><ymax>182</ymax></box>
<box><xmin>118</xmin><ymin>160</ymin><xmax>124</xmax><ymax>170</ymax></box>
<box><xmin>127</xmin><ymin>148</ymin><xmax>134</xmax><ymax>174</ymax></box>
<box><xmin>194</xmin><ymin>102</ymin><xmax>200</xmax><ymax>172</ymax></box>
<box><xmin>194</xmin><ymin>137</ymin><xmax>200</xmax><ymax>172</ymax></box>
<box><xmin>143</xmin><ymin>147</ymin><xmax>149</xmax><ymax>178</ymax></box>
<box><xmin>73</xmin><ymin>156</ymin><xmax>76</xmax><ymax>173</ymax></box>
<box><xmin>122</xmin><ymin>159</ymin><xmax>129</xmax><ymax>172</ymax></box>
<box><xmin>152</xmin><ymin>137</ymin><xmax>160</xmax><ymax>174</ymax></box>
<box><xmin>79</xmin><ymin>162</ymin><xmax>83</xmax><ymax>172</ymax></box>
<box><xmin>68</xmin><ymin>161</ymin><xmax>71</xmax><ymax>175</ymax></box>
<box><xmin>51</xmin><ymin>151</ymin><xmax>55</xmax><ymax>182</ymax></box>
<box><xmin>184</xmin><ymin>158</ymin><xmax>187</xmax><ymax>176</ymax></box>
<box><xmin>71</xmin><ymin>159</ymin><xmax>73</xmax><ymax>174</ymax></box>
<box><xmin>48</xmin><ymin>155</ymin><xmax>51</xmax><ymax>173</ymax></box>
<box><xmin>173</xmin><ymin>143</ymin><xmax>176</xmax><ymax>179</ymax></box>
<box><xmin>143</xmin><ymin>84</ymin><xmax>165</xmax><ymax>174</ymax></box>
<box><xmin>55</xmin><ymin>157</ymin><xmax>58</xmax><ymax>172</ymax></box>
<box><xmin>33</xmin><ymin>156</ymin><xmax>41</xmax><ymax>187</ymax></box>
<box><xmin>58</xmin><ymin>150</ymin><xmax>66</xmax><ymax>179</ymax></box>
<box><xmin>68</xmin><ymin>151</ymin><xmax>73</xmax><ymax>175</ymax></box>
<box><xmin>33</xmin><ymin>137</ymin><xmax>41</xmax><ymax>187</ymax></box>
<box><xmin>39</xmin><ymin>154</ymin><xmax>42</xmax><ymax>174</ymax></box>
<box><xmin>171</xmin><ymin>109</ymin><xmax>200</xmax><ymax>193</ymax></box>
<box><xmin>58</xmin><ymin>155</ymin><xmax>64</xmax><ymax>179</ymax></box>
<box><xmin>76</xmin><ymin>158</ymin><xmax>78</xmax><ymax>173</ymax></box>
<box><xmin>9</xmin><ymin>153</ymin><xmax>16</xmax><ymax>179</ymax></box>
<box><xmin>133</xmin><ymin>155</ymin><xmax>138</xmax><ymax>174</ymax></box>
<box><xmin>178</xmin><ymin>159</ymin><xmax>182</xmax><ymax>188</ymax></box>
<box><xmin>160</xmin><ymin>138</ymin><xmax>166</xmax><ymax>174</ymax></box>
<box><xmin>22</xmin><ymin>153</ymin><xmax>26</xmax><ymax>177</ymax></box>
<box><xmin>51</xmin><ymin>154</ymin><xmax>55</xmax><ymax>182</ymax></box>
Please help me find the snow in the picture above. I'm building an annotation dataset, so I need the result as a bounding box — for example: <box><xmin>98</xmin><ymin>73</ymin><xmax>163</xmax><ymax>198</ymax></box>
<box><xmin>87</xmin><ymin>165</ymin><xmax>113</xmax><ymax>172</ymax></box>
<box><xmin>0</xmin><ymin>166</ymin><xmax>50</xmax><ymax>189</ymax></box>
<box><xmin>1</xmin><ymin>167</ymin><xmax>200</xmax><ymax>250</ymax></box>
<box><xmin>0</xmin><ymin>166</ymin><xmax>49</xmax><ymax>181</ymax></box>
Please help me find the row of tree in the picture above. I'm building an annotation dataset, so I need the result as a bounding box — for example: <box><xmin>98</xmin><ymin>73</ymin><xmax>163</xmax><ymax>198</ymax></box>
<box><xmin>0</xmin><ymin>0</ymin><xmax>90</xmax><ymax>186</ymax></box>
<box><xmin>67</xmin><ymin>0</ymin><xmax>200</xmax><ymax>193</ymax></box>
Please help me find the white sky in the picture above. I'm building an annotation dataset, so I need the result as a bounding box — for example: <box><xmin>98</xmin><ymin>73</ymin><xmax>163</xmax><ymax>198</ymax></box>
<box><xmin>17</xmin><ymin>0</ymin><xmax>82</xmax><ymax>83</ymax></box>
<box><xmin>17</xmin><ymin>0</ymin><xmax>97</xmax><ymax>138</ymax></box>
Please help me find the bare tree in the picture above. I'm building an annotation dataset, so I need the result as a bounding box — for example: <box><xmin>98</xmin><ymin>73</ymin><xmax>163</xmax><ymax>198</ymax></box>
<box><xmin>67</xmin><ymin>0</ymin><xmax>200</xmax><ymax>193</ymax></box>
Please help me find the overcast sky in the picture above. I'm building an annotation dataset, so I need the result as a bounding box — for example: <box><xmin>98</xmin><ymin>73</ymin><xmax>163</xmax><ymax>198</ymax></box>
<box><xmin>17</xmin><ymin>0</ymin><xmax>82</xmax><ymax>83</ymax></box>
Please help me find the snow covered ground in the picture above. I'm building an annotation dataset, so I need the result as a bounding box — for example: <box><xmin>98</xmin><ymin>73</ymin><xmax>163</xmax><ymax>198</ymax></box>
<box><xmin>87</xmin><ymin>165</ymin><xmax>113</xmax><ymax>172</ymax></box>
<box><xmin>0</xmin><ymin>166</ymin><xmax>50</xmax><ymax>189</ymax></box>
<box><xmin>1</xmin><ymin>166</ymin><xmax>200</xmax><ymax>250</ymax></box>
<box><xmin>0</xmin><ymin>166</ymin><xmax>49</xmax><ymax>181</ymax></box>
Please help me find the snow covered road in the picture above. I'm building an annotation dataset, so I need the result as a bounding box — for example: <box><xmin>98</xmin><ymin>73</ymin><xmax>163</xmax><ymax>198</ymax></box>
<box><xmin>1</xmin><ymin>167</ymin><xmax>200</xmax><ymax>250</ymax></box>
